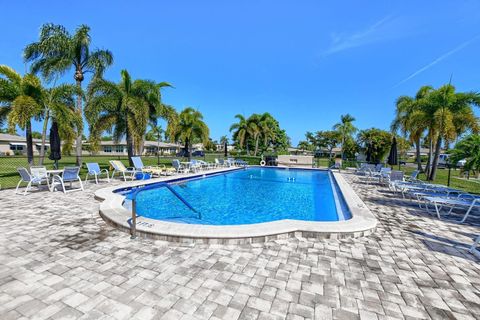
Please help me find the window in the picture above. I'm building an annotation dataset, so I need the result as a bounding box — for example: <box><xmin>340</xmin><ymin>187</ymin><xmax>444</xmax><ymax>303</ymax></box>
<box><xmin>115</xmin><ymin>146</ymin><xmax>124</xmax><ymax>153</ymax></box>
<box><xmin>146</xmin><ymin>146</ymin><xmax>156</xmax><ymax>154</ymax></box>
<box><xmin>10</xmin><ymin>145</ymin><xmax>24</xmax><ymax>151</ymax></box>
<box><xmin>103</xmin><ymin>146</ymin><xmax>112</xmax><ymax>153</ymax></box>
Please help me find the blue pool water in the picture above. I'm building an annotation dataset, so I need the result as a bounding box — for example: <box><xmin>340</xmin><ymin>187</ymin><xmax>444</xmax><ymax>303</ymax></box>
<box><xmin>120</xmin><ymin>167</ymin><xmax>351</xmax><ymax>225</ymax></box>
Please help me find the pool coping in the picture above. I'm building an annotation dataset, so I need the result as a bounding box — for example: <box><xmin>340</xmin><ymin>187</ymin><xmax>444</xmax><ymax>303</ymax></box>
<box><xmin>95</xmin><ymin>166</ymin><xmax>377</xmax><ymax>244</ymax></box>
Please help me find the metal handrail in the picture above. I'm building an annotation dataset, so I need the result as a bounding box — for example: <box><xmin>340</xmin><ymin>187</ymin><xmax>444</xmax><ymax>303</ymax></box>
<box><xmin>127</xmin><ymin>182</ymin><xmax>200</xmax><ymax>239</ymax></box>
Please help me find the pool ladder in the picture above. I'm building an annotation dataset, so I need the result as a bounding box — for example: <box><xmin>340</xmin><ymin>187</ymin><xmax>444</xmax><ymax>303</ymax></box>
<box><xmin>287</xmin><ymin>177</ymin><xmax>296</xmax><ymax>182</ymax></box>
<box><xmin>127</xmin><ymin>182</ymin><xmax>200</xmax><ymax>239</ymax></box>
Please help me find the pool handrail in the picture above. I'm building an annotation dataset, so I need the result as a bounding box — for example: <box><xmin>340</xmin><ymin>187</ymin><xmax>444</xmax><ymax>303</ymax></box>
<box><xmin>127</xmin><ymin>182</ymin><xmax>200</xmax><ymax>239</ymax></box>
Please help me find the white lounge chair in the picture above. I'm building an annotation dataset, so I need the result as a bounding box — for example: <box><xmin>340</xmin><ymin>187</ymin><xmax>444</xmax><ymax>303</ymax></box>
<box><xmin>172</xmin><ymin>159</ymin><xmax>188</xmax><ymax>173</ymax></box>
<box><xmin>85</xmin><ymin>163</ymin><xmax>110</xmax><ymax>184</ymax></box>
<box><xmin>51</xmin><ymin>167</ymin><xmax>84</xmax><ymax>193</ymax></box>
<box><xmin>110</xmin><ymin>160</ymin><xmax>138</xmax><ymax>181</ymax></box>
<box><xmin>15</xmin><ymin>167</ymin><xmax>50</xmax><ymax>195</ymax></box>
<box><xmin>423</xmin><ymin>194</ymin><xmax>480</xmax><ymax>223</ymax></box>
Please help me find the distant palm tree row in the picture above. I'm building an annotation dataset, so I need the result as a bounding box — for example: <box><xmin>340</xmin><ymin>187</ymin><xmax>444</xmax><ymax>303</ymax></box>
<box><xmin>0</xmin><ymin>23</ymin><xmax>210</xmax><ymax>165</ymax></box>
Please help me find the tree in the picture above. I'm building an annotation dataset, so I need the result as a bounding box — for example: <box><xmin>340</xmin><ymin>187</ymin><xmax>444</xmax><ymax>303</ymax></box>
<box><xmin>171</xmin><ymin>107</ymin><xmax>209</xmax><ymax>161</ymax></box>
<box><xmin>391</xmin><ymin>86</ymin><xmax>433</xmax><ymax>171</ymax></box>
<box><xmin>333</xmin><ymin>114</ymin><xmax>357</xmax><ymax>160</ymax></box>
<box><xmin>0</xmin><ymin>65</ymin><xmax>43</xmax><ymax>164</ymax></box>
<box><xmin>219</xmin><ymin>135</ymin><xmax>229</xmax><ymax>145</ymax></box>
<box><xmin>230</xmin><ymin>114</ymin><xmax>249</xmax><ymax>153</ymax></box>
<box><xmin>450</xmin><ymin>134</ymin><xmax>480</xmax><ymax>176</ymax></box>
<box><xmin>426</xmin><ymin>84</ymin><xmax>480</xmax><ymax>180</ymax></box>
<box><xmin>297</xmin><ymin>140</ymin><xmax>312</xmax><ymax>151</ymax></box>
<box><xmin>146</xmin><ymin>125</ymin><xmax>164</xmax><ymax>142</ymax></box>
<box><xmin>85</xmin><ymin>70</ymin><xmax>163</xmax><ymax>165</ymax></box>
<box><xmin>38</xmin><ymin>84</ymin><xmax>82</xmax><ymax>163</ymax></box>
<box><xmin>357</xmin><ymin>128</ymin><xmax>392</xmax><ymax>164</ymax></box>
<box><xmin>307</xmin><ymin>130</ymin><xmax>340</xmax><ymax>159</ymax></box>
<box><xmin>24</xmin><ymin>23</ymin><xmax>113</xmax><ymax>165</ymax></box>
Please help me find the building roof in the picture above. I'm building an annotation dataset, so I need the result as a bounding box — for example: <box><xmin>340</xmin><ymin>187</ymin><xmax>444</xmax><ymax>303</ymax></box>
<box><xmin>0</xmin><ymin>133</ymin><xmax>43</xmax><ymax>143</ymax></box>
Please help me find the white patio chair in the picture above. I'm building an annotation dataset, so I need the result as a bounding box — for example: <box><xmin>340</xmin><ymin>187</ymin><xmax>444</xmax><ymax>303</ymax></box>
<box><xmin>51</xmin><ymin>167</ymin><xmax>84</xmax><ymax>193</ymax></box>
<box><xmin>85</xmin><ymin>163</ymin><xmax>110</xmax><ymax>184</ymax></box>
<box><xmin>110</xmin><ymin>160</ymin><xmax>138</xmax><ymax>181</ymax></box>
<box><xmin>15</xmin><ymin>167</ymin><xmax>50</xmax><ymax>195</ymax></box>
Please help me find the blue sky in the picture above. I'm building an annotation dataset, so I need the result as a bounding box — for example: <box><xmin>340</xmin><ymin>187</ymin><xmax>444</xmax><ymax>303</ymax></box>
<box><xmin>1</xmin><ymin>1</ymin><xmax>480</xmax><ymax>145</ymax></box>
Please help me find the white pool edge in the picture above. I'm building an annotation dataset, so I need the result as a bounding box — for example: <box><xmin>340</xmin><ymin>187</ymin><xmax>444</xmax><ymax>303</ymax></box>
<box><xmin>95</xmin><ymin>167</ymin><xmax>377</xmax><ymax>244</ymax></box>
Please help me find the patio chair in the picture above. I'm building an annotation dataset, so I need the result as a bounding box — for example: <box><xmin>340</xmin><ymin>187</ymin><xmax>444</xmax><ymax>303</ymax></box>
<box><xmin>131</xmin><ymin>156</ymin><xmax>164</xmax><ymax>177</ymax></box>
<box><xmin>15</xmin><ymin>167</ymin><xmax>50</xmax><ymax>195</ymax></box>
<box><xmin>422</xmin><ymin>194</ymin><xmax>480</xmax><ymax>222</ymax></box>
<box><xmin>110</xmin><ymin>160</ymin><xmax>138</xmax><ymax>181</ymax></box>
<box><xmin>85</xmin><ymin>163</ymin><xmax>110</xmax><ymax>184</ymax></box>
<box><xmin>405</xmin><ymin>170</ymin><xmax>420</xmax><ymax>182</ymax></box>
<box><xmin>51</xmin><ymin>167</ymin><xmax>84</xmax><ymax>193</ymax></box>
<box><xmin>172</xmin><ymin>159</ymin><xmax>188</xmax><ymax>173</ymax></box>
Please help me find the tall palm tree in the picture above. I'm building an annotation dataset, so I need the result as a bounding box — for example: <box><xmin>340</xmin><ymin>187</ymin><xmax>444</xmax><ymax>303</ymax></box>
<box><xmin>38</xmin><ymin>84</ymin><xmax>82</xmax><ymax>164</ymax></box>
<box><xmin>0</xmin><ymin>65</ymin><xmax>43</xmax><ymax>165</ymax></box>
<box><xmin>247</xmin><ymin>114</ymin><xmax>262</xmax><ymax>156</ymax></box>
<box><xmin>258</xmin><ymin>113</ymin><xmax>277</xmax><ymax>152</ymax></box>
<box><xmin>333</xmin><ymin>114</ymin><xmax>357</xmax><ymax>160</ymax></box>
<box><xmin>85</xmin><ymin>70</ymin><xmax>161</xmax><ymax>165</ymax></box>
<box><xmin>391</xmin><ymin>86</ymin><xmax>433</xmax><ymax>171</ymax></box>
<box><xmin>450</xmin><ymin>134</ymin><xmax>480</xmax><ymax>176</ymax></box>
<box><xmin>427</xmin><ymin>84</ymin><xmax>480</xmax><ymax>180</ymax></box>
<box><xmin>172</xmin><ymin>107</ymin><xmax>209</xmax><ymax>161</ymax></box>
<box><xmin>24</xmin><ymin>23</ymin><xmax>113</xmax><ymax>165</ymax></box>
<box><xmin>230</xmin><ymin>114</ymin><xmax>249</xmax><ymax>153</ymax></box>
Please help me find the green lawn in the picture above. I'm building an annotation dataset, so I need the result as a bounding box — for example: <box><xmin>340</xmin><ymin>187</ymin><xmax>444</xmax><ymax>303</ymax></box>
<box><xmin>0</xmin><ymin>154</ymin><xmax>261</xmax><ymax>189</ymax></box>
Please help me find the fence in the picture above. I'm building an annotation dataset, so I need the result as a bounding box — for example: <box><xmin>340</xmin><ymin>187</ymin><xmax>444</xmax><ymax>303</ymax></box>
<box><xmin>0</xmin><ymin>153</ymin><xmax>262</xmax><ymax>189</ymax></box>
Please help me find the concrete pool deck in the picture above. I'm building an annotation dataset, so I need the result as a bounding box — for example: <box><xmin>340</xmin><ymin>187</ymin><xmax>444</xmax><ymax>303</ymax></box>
<box><xmin>95</xmin><ymin>167</ymin><xmax>377</xmax><ymax>243</ymax></box>
<box><xmin>0</xmin><ymin>172</ymin><xmax>479</xmax><ymax>319</ymax></box>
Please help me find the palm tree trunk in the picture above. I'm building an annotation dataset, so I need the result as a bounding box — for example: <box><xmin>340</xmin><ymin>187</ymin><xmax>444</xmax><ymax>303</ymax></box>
<box><xmin>429</xmin><ymin>136</ymin><xmax>442</xmax><ymax>181</ymax></box>
<box><xmin>75</xmin><ymin>79</ymin><xmax>83</xmax><ymax>166</ymax></box>
<box><xmin>425</xmin><ymin>136</ymin><xmax>433</xmax><ymax>178</ymax></box>
<box><xmin>26</xmin><ymin>120</ymin><xmax>34</xmax><ymax>166</ymax></box>
<box><xmin>185</xmin><ymin>138</ymin><xmax>191</xmax><ymax>161</ymax></box>
<box><xmin>254</xmin><ymin>136</ymin><xmax>259</xmax><ymax>156</ymax></box>
<box><xmin>126</xmin><ymin>128</ymin><xmax>134</xmax><ymax>166</ymax></box>
<box><xmin>415</xmin><ymin>139</ymin><xmax>423</xmax><ymax>171</ymax></box>
<box><xmin>39</xmin><ymin>109</ymin><xmax>49</xmax><ymax>165</ymax></box>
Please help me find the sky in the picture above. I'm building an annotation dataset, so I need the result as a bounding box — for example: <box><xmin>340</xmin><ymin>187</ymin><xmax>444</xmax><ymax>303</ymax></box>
<box><xmin>1</xmin><ymin>0</ymin><xmax>480</xmax><ymax>146</ymax></box>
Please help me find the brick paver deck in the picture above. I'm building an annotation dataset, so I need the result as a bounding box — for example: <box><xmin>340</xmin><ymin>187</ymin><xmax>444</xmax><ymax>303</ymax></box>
<box><xmin>1</xmin><ymin>172</ymin><xmax>479</xmax><ymax>320</ymax></box>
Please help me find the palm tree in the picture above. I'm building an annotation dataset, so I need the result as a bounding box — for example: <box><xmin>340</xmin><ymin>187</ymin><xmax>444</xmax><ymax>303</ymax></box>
<box><xmin>24</xmin><ymin>23</ymin><xmax>113</xmax><ymax>165</ymax></box>
<box><xmin>427</xmin><ymin>84</ymin><xmax>480</xmax><ymax>180</ymax></box>
<box><xmin>85</xmin><ymin>70</ymin><xmax>161</xmax><ymax>165</ymax></box>
<box><xmin>230</xmin><ymin>114</ymin><xmax>249</xmax><ymax>153</ymax></box>
<box><xmin>171</xmin><ymin>107</ymin><xmax>209</xmax><ymax>161</ymax></box>
<box><xmin>38</xmin><ymin>84</ymin><xmax>82</xmax><ymax>164</ymax></box>
<box><xmin>333</xmin><ymin>114</ymin><xmax>357</xmax><ymax>160</ymax></box>
<box><xmin>247</xmin><ymin>114</ymin><xmax>262</xmax><ymax>156</ymax></box>
<box><xmin>0</xmin><ymin>65</ymin><xmax>43</xmax><ymax>165</ymax></box>
<box><xmin>391</xmin><ymin>86</ymin><xmax>433</xmax><ymax>171</ymax></box>
<box><xmin>450</xmin><ymin>134</ymin><xmax>480</xmax><ymax>177</ymax></box>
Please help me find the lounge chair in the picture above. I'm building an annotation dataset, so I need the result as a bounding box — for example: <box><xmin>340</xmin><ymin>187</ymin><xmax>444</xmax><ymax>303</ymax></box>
<box><xmin>15</xmin><ymin>167</ymin><xmax>50</xmax><ymax>195</ymax></box>
<box><xmin>110</xmin><ymin>160</ymin><xmax>138</xmax><ymax>181</ymax></box>
<box><xmin>85</xmin><ymin>163</ymin><xmax>110</xmax><ymax>184</ymax></box>
<box><xmin>131</xmin><ymin>156</ymin><xmax>164</xmax><ymax>177</ymax></box>
<box><xmin>423</xmin><ymin>194</ymin><xmax>480</xmax><ymax>222</ymax></box>
<box><xmin>172</xmin><ymin>159</ymin><xmax>188</xmax><ymax>173</ymax></box>
<box><xmin>51</xmin><ymin>167</ymin><xmax>84</xmax><ymax>193</ymax></box>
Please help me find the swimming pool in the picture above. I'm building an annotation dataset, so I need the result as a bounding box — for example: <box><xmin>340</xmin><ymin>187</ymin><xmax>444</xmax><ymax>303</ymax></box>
<box><xmin>120</xmin><ymin>167</ymin><xmax>351</xmax><ymax>225</ymax></box>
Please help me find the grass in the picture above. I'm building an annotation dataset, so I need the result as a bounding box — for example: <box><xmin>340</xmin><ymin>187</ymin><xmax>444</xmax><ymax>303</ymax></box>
<box><xmin>0</xmin><ymin>153</ymin><xmax>261</xmax><ymax>189</ymax></box>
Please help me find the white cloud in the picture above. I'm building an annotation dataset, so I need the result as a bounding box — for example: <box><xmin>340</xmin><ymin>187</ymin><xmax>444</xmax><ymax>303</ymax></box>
<box><xmin>322</xmin><ymin>15</ymin><xmax>397</xmax><ymax>56</ymax></box>
<box><xmin>394</xmin><ymin>35</ymin><xmax>480</xmax><ymax>87</ymax></box>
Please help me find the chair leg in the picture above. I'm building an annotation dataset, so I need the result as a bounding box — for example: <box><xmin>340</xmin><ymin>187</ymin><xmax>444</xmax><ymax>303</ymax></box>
<box><xmin>460</xmin><ymin>203</ymin><xmax>475</xmax><ymax>223</ymax></box>
<box><xmin>24</xmin><ymin>181</ymin><xmax>32</xmax><ymax>196</ymax></box>
<box><xmin>15</xmin><ymin>180</ymin><xmax>23</xmax><ymax>194</ymax></box>
<box><xmin>95</xmin><ymin>174</ymin><xmax>98</xmax><ymax>184</ymax></box>
<box><xmin>78</xmin><ymin>178</ymin><xmax>84</xmax><ymax>191</ymax></box>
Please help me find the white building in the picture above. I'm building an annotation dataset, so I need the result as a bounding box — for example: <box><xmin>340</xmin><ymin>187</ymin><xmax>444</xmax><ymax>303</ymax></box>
<box><xmin>88</xmin><ymin>140</ymin><xmax>181</xmax><ymax>156</ymax></box>
<box><xmin>0</xmin><ymin>133</ymin><xmax>49</xmax><ymax>156</ymax></box>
